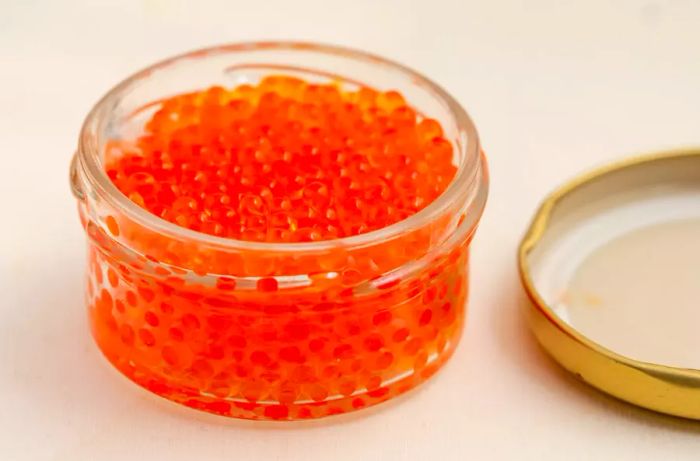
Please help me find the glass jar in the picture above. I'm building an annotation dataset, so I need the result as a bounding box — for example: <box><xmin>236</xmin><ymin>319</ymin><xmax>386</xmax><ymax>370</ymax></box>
<box><xmin>70</xmin><ymin>42</ymin><xmax>488</xmax><ymax>420</ymax></box>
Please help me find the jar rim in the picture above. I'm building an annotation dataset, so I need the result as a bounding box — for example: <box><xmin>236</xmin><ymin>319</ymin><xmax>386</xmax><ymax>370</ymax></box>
<box><xmin>77</xmin><ymin>41</ymin><xmax>487</xmax><ymax>253</ymax></box>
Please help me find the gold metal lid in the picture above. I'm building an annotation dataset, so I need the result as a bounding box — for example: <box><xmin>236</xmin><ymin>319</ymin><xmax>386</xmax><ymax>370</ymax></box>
<box><xmin>519</xmin><ymin>148</ymin><xmax>700</xmax><ymax>419</ymax></box>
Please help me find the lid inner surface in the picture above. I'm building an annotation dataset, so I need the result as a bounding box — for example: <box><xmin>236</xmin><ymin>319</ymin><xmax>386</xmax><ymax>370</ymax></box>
<box><xmin>527</xmin><ymin>155</ymin><xmax>700</xmax><ymax>369</ymax></box>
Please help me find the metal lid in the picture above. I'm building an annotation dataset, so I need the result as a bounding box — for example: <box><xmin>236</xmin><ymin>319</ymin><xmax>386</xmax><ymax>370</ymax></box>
<box><xmin>518</xmin><ymin>148</ymin><xmax>700</xmax><ymax>419</ymax></box>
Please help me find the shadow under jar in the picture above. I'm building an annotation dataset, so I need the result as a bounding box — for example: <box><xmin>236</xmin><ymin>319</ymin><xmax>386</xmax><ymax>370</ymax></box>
<box><xmin>69</xmin><ymin>42</ymin><xmax>488</xmax><ymax>420</ymax></box>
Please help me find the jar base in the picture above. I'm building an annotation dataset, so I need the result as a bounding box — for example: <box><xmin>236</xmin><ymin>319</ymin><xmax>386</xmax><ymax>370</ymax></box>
<box><xmin>94</xmin><ymin>328</ymin><xmax>462</xmax><ymax>421</ymax></box>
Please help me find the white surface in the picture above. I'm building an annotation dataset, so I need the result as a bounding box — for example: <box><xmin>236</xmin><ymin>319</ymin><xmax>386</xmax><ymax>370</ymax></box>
<box><xmin>1</xmin><ymin>1</ymin><xmax>700</xmax><ymax>459</ymax></box>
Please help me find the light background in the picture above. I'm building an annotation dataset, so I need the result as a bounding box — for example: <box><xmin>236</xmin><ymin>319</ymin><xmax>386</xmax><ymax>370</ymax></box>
<box><xmin>1</xmin><ymin>0</ymin><xmax>699</xmax><ymax>459</ymax></box>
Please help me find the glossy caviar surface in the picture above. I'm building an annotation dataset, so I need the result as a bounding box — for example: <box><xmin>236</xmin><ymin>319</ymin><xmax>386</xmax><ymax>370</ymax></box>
<box><xmin>105</xmin><ymin>76</ymin><xmax>457</xmax><ymax>242</ymax></box>
<box><xmin>83</xmin><ymin>75</ymin><xmax>472</xmax><ymax>420</ymax></box>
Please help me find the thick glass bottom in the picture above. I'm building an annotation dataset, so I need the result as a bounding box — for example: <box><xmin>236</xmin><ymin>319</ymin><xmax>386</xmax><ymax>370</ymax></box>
<box><xmin>93</xmin><ymin>325</ymin><xmax>462</xmax><ymax>420</ymax></box>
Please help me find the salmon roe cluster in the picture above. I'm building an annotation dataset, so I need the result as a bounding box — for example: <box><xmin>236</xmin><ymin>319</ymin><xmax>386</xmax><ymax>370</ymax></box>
<box><xmin>83</xmin><ymin>76</ymin><xmax>473</xmax><ymax>420</ymax></box>
<box><xmin>105</xmin><ymin>76</ymin><xmax>456</xmax><ymax>242</ymax></box>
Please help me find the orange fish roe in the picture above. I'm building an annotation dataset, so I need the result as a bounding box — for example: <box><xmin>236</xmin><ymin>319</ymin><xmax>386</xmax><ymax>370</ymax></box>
<box><xmin>105</xmin><ymin>76</ymin><xmax>456</xmax><ymax>242</ymax></box>
<box><xmin>79</xmin><ymin>74</ymin><xmax>480</xmax><ymax>420</ymax></box>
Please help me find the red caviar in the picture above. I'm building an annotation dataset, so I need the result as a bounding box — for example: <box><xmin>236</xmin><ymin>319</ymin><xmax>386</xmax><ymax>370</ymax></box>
<box><xmin>79</xmin><ymin>73</ymin><xmax>478</xmax><ymax>420</ymax></box>
<box><xmin>105</xmin><ymin>76</ymin><xmax>456</xmax><ymax>242</ymax></box>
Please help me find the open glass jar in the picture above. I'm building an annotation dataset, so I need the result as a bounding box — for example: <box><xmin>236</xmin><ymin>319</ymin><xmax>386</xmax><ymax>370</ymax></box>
<box><xmin>70</xmin><ymin>42</ymin><xmax>488</xmax><ymax>420</ymax></box>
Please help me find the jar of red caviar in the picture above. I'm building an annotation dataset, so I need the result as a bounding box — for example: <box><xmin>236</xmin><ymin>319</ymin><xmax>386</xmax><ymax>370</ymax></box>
<box><xmin>70</xmin><ymin>42</ymin><xmax>488</xmax><ymax>420</ymax></box>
